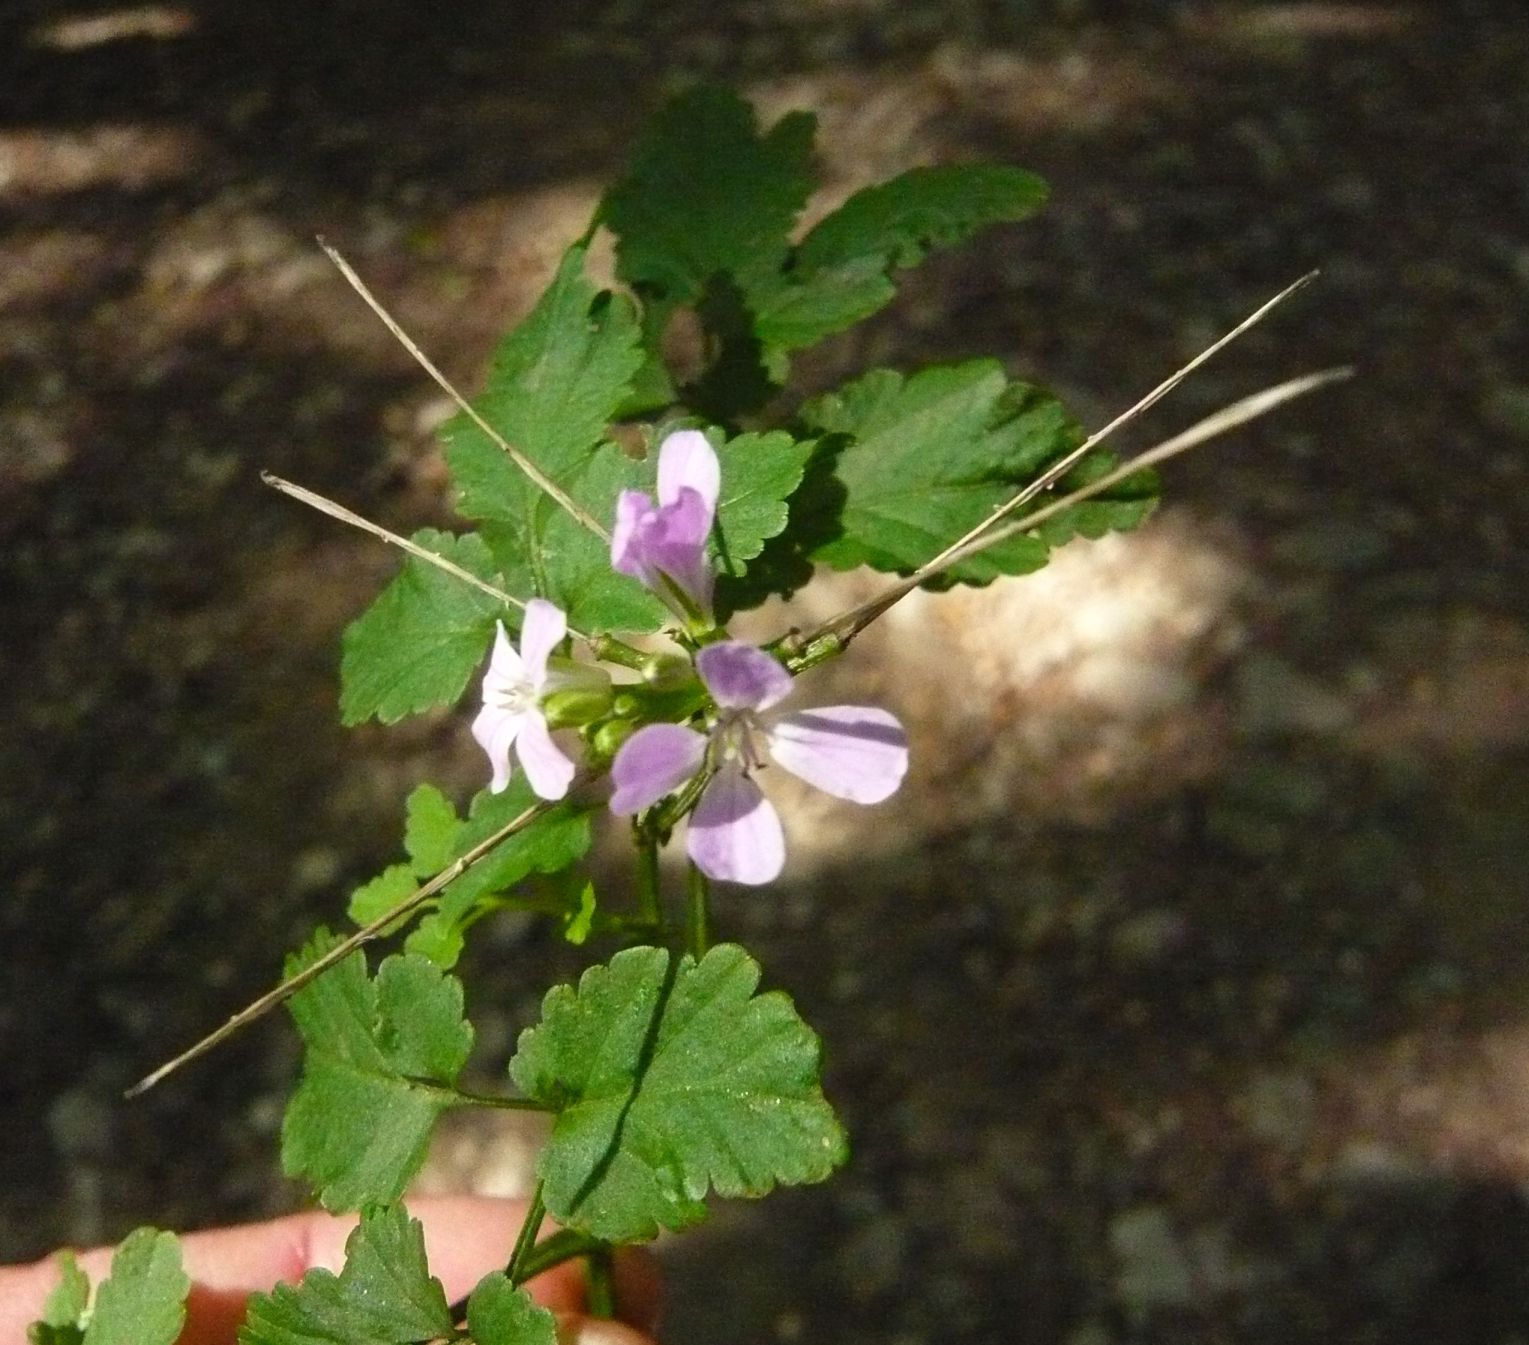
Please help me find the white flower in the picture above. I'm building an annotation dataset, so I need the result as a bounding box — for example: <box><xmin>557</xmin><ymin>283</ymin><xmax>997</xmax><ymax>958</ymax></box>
<box><xmin>471</xmin><ymin>600</ymin><xmax>580</xmax><ymax>801</ymax></box>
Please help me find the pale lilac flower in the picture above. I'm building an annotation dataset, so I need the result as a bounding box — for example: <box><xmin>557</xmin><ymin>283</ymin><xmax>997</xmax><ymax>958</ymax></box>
<box><xmin>611</xmin><ymin>429</ymin><xmax>720</xmax><ymax>621</ymax></box>
<box><xmin>609</xmin><ymin>641</ymin><xmax>909</xmax><ymax>885</ymax></box>
<box><xmin>472</xmin><ymin>600</ymin><xmax>579</xmax><ymax>801</ymax></box>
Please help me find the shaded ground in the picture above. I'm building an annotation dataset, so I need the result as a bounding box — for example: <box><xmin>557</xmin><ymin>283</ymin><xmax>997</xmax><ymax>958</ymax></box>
<box><xmin>4</xmin><ymin>1</ymin><xmax>1529</xmax><ymax>1342</ymax></box>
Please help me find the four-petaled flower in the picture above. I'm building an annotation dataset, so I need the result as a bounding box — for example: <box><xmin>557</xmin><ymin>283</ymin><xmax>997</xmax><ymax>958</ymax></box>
<box><xmin>611</xmin><ymin>429</ymin><xmax>719</xmax><ymax>623</ymax></box>
<box><xmin>608</xmin><ymin>642</ymin><xmax>909</xmax><ymax>885</ymax></box>
<box><xmin>472</xmin><ymin>599</ymin><xmax>582</xmax><ymax>801</ymax></box>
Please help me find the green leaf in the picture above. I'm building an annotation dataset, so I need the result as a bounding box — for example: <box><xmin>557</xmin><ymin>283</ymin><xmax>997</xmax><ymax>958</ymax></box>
<box><xmin>346</xmin><ymin>864</ymin><xmax>418</xmax><ymax>933</ymax></box>
<box><xmin>38</xmin><ymin>1253</ymin><xmax>89</xmax><ymax>1327</ymax></box>
<box><xmin>281</xmin><ymin>932</ymin><xmax>474</xmax><ymax>1209</ymax></box>
<box><xmin>709</xmin><ymin>430</ymin><xmax>816</xmax><ymax>578</ymax></box>
<box><xmin>465</xmin><ymin>1274</ymin><xmax>558</xmax><ymax>1345</ymax></box>
<box><xmin>444</xmin><ymin>245</ymin><xmax>663</xmax><ymax>635</ymax></box>
<box><xmin>28</xmin><ymin>1252</ymin><xmax>89</xmax><ymax>1345</ymax></box>
<box><xmin>752</xmin><ymin>164</ymin><xmax>1048</xmax><ymax>351</ymax></box>
<box><xmin>800</xmin><ymin>361</ymin><xmax>1155</xmax><ymax>585</ymax></box>
<box><xmin>602</xmin><ymin>86</ymin><xmax>815</xmax><ymax>317</ymax></box>
<box><xmin>339</xmin><ymin>529</ymin><xmax>505</xmax><ymax>726</ymax></box>
<box><xmin>511</xmin><ymin>944</ymin><xmax>847</xmax><ymax>1242</ymax></box>
<box><xmin>406</xmin><ymin>779</ymin><xmax>594</xmax><ymax>969</ymax></box>
<box><xmin>562</xmin><ymin>879</ymin><xmax>597</xmax><ymax>946</ymax></box>
<box><xmin>238</xmin><ymin>1205</ymin><xmax>452</xmax><ymax>1345</ymax></box>
<box><xmin>404</xmin><ymin>783</ymin><xmax>464</xmax><ymax>875</ymax></box>
<box><xmin>65</xmin><ymin>1230</ymin><xmax>189</xmax><ymax>1345</ymax></box>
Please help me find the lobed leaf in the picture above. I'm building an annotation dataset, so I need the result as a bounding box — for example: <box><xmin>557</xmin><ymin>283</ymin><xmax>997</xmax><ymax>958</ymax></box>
<box><xmin>800</xmin><ymin>361</ymin><xmax>1156</xmax><ymax>585</ymax></box>
<box><xmin>30</xmin><ymin>1253</ymin><xmax>89</xmax><ymax>1344</ymax></box>
<box><xmin>238</xmin><ymin>1205</ymin><xmax>452</xmax><ymax>1345</ymax></box>
<box><xmin>29</xmin><ymin>1231</ymin><xmax>190</xmax><ymax>1345</ymax></box>
<box><xmin>510</xmin><ymin>944</ymin><xmax>847</xmax><ymax>1243</ymax></box>
<box><xmin>405</xmin><ymin>780</ymin><xmax>593</xmax><ymax>969</ymax></box>
<box><xmin>754</xmin><ymin>163</ymin><xmax>1050</xmax><ymax>352</ymax></box>
<box><xmin>444</xmin><ymin>245</ymin><xmax>664</xmax><ymax>635</ymax></box>
<box><xmin>464</xmin><ymin>1274</ymin><xmax>558</xmax><ymax>1345</ymax></box>
<box><xmin>709</xmin><ymin>430</ymin><xmax>817</xmax><ymax>577</ymax></box>
<box><xmin>602</xmin><ymin>86</ymin><xmax>815</xmax><ymax>319</ymax></box>
<box><xmin>281</xmin><ymin>932</ymin><xmax>474</xmax><ymax>1210</ymax></box>
<box><xmin>339</xmin><ymin>529</ymin><xmax>505</xmax><ymax>726</ymax></box>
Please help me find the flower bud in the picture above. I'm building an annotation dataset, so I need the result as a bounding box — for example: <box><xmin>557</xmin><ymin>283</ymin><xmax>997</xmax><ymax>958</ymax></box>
<box><xmin>540</xmin><ymin>658</ymin><xmax>614</xmax><ymax>728</ymax></box>
<box><xmin>641</xmin><ymin>651</ymin><xmax>697</xmax><ymax>691</ymax></box>
<box><xmin>591</xmin><ymin>717</ymin><xmax>636</xmax><ymax>758</ymax></box>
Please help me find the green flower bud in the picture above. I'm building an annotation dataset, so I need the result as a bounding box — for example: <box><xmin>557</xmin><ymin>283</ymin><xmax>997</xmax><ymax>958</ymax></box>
<box><xmin>540</xmin><ymin>658</ymin><xmax>614</xmax><ymax>728</ymax></box>
<box><xmin>592</xmin><ymin>717</ymin><xmax>637</xmax><ymax>758</ymax></box>
<box><xmin>642</xmin><ymin>651</ymin><xmax>697</xmax><ymax>691</ymax></box>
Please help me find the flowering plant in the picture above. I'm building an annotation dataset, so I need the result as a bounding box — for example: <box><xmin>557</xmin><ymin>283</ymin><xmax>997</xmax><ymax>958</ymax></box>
<box><xmin>36</xmin><ymin>86</ymin><xmax>1338</xmax><ymax>1344</ymax></box>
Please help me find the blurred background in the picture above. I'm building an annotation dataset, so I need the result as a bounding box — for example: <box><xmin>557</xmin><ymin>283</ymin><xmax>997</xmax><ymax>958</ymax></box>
<box><xmin>3</xmin><ymin>0</ymin><xmax>1529</xmax><ymax>1340</ymax></box>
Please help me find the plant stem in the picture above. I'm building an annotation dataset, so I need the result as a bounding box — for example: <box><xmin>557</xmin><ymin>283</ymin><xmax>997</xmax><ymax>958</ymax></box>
<box><xmin>515</xmin><ymin>1229</ymin><xmax>603</xmax><ymax>1283</ymax></box>
<box><xmin>585</xmin><ymin>1245</ymin><xmax>617</xmax><ymax>1319</ymax></box>
<box><xmin>589</xmin><ymin>634</ymin><xmax>650</xmax><ymax>671</ymax></box>
<box><xmin>506</xmin><ymin>1181</ymin><xmax>547</xmax><ymax>1286</ymax></box>
<box><xmin>634</xmin><ymin>825</ymin><xmax>662</xmax><ymax>926</ymax></box>
<box><xmin>449</xmin><ymin>1086</ymin><xmax>557</xmax><ymax>1112</ymax></box>
<box><xmin>685</xmin><ymin>862</ymin><xmax>710</xmax><ymax>960</ymax></box>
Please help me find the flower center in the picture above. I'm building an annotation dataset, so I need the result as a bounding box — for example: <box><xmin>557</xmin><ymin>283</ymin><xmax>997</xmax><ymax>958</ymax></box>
<box><xmin>710</xmin><ymin>709</ymin><xmax>766</xmax><ymax>773</ymax></box>
<box><xmin>488</xmin><ymin>679</ymin><xmax>536</xmax><ymax>715</ymax></box>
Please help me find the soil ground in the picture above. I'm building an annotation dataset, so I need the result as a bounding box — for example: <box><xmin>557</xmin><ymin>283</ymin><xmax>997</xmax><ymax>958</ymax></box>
<box><xmin>3</xmin><ymin>2</ymin><xmax>1529</xmax><ymax>1342</ymax></box>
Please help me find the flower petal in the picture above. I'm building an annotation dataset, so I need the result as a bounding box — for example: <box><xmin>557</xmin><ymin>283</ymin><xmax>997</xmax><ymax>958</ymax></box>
<box><xmin>482</xmin><ymin>619</ymin><xmax>525</xmax><ymax>697</ymax></box>
<box><xmin>696</xmin><ymin>642</ymin><xmax>794</xmax><ymax>711</ymax></box>
<box><xmin>656</xmin><ymin>429</ymin><xmax>720</xmax><ymax>518</ymax></box>
<box><xmin>686</xmin><ymin>767</ymin><xmax>785</xmax><ymax>885</ymax></box>
<box><xmin>472</xmin><ymin>703</ymin><xmax>526</xmax><ymax>794</ymax></box>
<box><xmin>519</xmin><ymin>598</ymin><xmax>566</xmax><ymax>687</ymax></box>
<box><xmin>514</xmin><ymin>710</ymin><xmax>577</xmax><ymax>801</ymax></box>
<box><xmin>642</xmin><ymin>489</ymin><xmax>714</xmax><ymax>615</ymax></box>
<box><xmin>611</xmin><ymin>490</ymin><xmax>656</xmax><ymax>582</ymax></box>
<box><xmin>609</xmin><ymin>723</ymin><xmax>708</xmax><ymax>815</ymax></box>
<box><xmin>766</xmin><ymin>705</ymin><xmax>909</xmax><ymax>804</ymax></box>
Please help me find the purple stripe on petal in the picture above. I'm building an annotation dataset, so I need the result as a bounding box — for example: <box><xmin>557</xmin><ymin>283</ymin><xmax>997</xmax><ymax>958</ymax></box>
<box><xmin>686</xmin><ymin>767</ymin><xmax>785</xmax><ymax>885</ymax></box>
<box><xmin>515</xmin><ymin>710</ymin><xmax>576</xmax><ymax>801</ymax></box>
<box><xmin>696</xmin><ymin>642</ymin><xmax>793</xmax><ymax>711</ymax></box>
<box><xmin>609</xmin><ymin>723</ymin><xmax>708</xmax><ymax>815</ymax></box>
<box><xmin>766</xmin><ymin>705</ymin><xmax>908</xmax><ymax>804</ymax></box>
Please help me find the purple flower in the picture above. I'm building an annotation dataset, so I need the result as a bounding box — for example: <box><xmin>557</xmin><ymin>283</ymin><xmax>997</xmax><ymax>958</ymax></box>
<box><xmin>611</xmin><ymin>429</ymin><xmax>720</xmax><ymax>622</ymax></box>
<box><xmin>471</xmin><ymin>600</ymin><xmax>580</xmax><ymax>801</ymax></box>
<box><xmin>609</xmin><ymin>642</ymin><xmax>909</xmax><ymax>885</ymax></box>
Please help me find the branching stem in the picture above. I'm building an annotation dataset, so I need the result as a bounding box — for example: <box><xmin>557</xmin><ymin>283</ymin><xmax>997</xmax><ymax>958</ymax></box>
<box><xmin>506</xmin><ymin>1181</ymin><xmax>547</xmax><ymax>1286</ymax></box>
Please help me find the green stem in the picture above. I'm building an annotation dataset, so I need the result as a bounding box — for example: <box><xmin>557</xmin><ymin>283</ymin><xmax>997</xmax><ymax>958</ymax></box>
<box><xmin>505</xmin><ymin>1181</ymin><xmax>546</xmax><ymax>1286</ymax></box>
<box><xmin>454</xmin><ymin>1088</ymin><xmax>556</xmax><ymax>1113</ymax></box>
<box><xmin>652</xmin><ymin>767</ymin><xmax>711</xmax><ymax>836</ymax></box>
<box><xmin>634</xmin><ymin>825</ymin><xmax>662</xmax><ymax>925</ymax></box>
<box><xmin>589</xmin><ymin>634</ymin><xmax>649</xmax><ymax>671</ymax></box>
<box><xmin>585</xmin><ymin>1245</ymin><xmax>617</xmax><ymax>1319</ymax></box>
<box><xmin>685</xmin><ymin>861</ymin><xmax>711</xmax><ymax>961</ymax></box>
<box><xmin>514</xmin><ymin>1229</ymin><xmax>603</xmax><ymax>1284</ymax></box>
<box><xmin>402</xmin><ymin>1078</ymin><xmax>555</xmax><ymax>1111</ymax></box>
